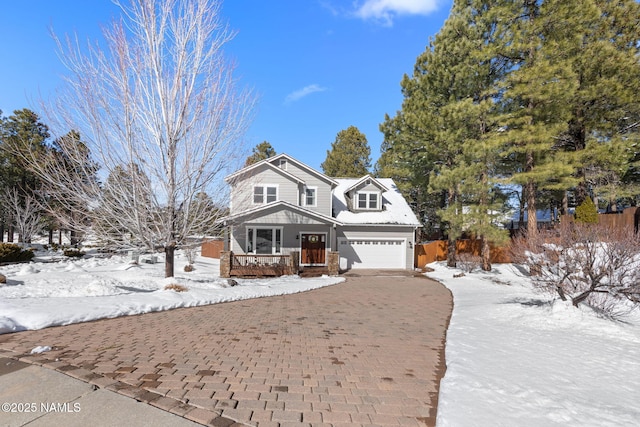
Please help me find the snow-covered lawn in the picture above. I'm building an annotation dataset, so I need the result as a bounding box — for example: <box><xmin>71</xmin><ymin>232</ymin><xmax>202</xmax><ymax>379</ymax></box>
<box><xmin>429</xmin><ymin>262</ymin><xmax>640</xmax><ymax>427</ymax></box>
<box><xmin>0</xmin><ymin>250</ymin><xmax>344</xmax><ymax>334</ymax></box>
<box><xmin>2</xmin><ymin>249</ymin><xmax>639</xmax><ymax>426</ymax></box>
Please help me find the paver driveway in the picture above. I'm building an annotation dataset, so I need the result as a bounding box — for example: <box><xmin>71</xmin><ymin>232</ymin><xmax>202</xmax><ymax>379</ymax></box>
<box><xmin>0</xmin><ymin>271</ymin><xmax>452</xmax><ymax>427</ymax></box>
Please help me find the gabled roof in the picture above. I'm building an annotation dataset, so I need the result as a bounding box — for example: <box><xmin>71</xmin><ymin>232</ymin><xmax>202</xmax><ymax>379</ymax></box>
<box><xmin>343</xmin><ymin>174</ymin><xmax>389</xmax><ymax>194</ymax></box>
<box><xmin>333</xmin><ymin>178</ymin><xmax>420</xmax><ymax>226</ymax></box>
<box><xmin>271</xmin><ymin>153</ymin><xmax>339</xmax><ymax>187</ymax></box>
<box><xmin>224</xmin><ymin>153</ymin><xmax>338</xmax><ymax>187</ymax></box>
<box><xmin>225</xmin><ymin>156</ymin><xmax>304</xmax><ymax>185</ymax></box>
<box><xmin>218</xmin><ymin>200</ymin><xmax>343</xmax><ymax>226</ymax></box>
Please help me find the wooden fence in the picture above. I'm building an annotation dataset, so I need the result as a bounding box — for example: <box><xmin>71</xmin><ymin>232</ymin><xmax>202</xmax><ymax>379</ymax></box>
<box><xmin>201</xmin><ymin>239</ymin><xmax>225</xmax><ymax>259</ymax></box>
<box><xmin>415</xmin><ymin>207</ymin><xmax>640</xmax><ymax>268</ymax></box>
<box><xmin>414</xmin><ymin>239</ymin><xmax>512</xmax><ymax>268</ymax></box>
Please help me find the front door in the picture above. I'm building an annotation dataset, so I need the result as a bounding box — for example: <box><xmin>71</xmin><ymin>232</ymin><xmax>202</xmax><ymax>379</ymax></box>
<box><xmin>301</xmin><ymin>233</ymin><xmax>326</xmax><ymax>265</ymax></box>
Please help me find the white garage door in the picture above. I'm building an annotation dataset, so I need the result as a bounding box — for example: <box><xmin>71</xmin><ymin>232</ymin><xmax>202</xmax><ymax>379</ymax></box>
<box><xmin>338</xmin><ymin>238</ymin><xmax>406</xmax><ymax>269</ymax></box>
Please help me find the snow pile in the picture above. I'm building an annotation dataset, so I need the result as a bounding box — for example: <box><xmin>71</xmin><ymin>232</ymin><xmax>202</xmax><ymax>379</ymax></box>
<box><xmin>0</xmin><ymin>252</ymin><xmax>344</xmax><ymax>334</ymax></box>
<box><xmin>429</xmin><ymin>262</ymin><xmax>640</xmax><ymax>427</ymax></box>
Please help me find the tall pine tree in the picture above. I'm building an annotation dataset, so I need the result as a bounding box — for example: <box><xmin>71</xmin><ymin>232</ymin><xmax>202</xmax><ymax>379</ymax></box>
<box><xmin>245</xmin><ymin>141</ymin><xmax>276</xmax><ymax>166</ymax></box>
<box><xmin>321</xmin><ymin>126</ymin><xmax>371</xmax><ymax>177</ymax></box>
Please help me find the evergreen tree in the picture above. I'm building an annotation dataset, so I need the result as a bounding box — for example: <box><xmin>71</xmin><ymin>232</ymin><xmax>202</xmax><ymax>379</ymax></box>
<box><xmin>245</xmin><ymin>141</ymin><xmax>276</xmax><ymax>166</ymax></box>
<box><xmin>574</xmin><ymin>196</ymin><xmax>598</xmax><ymax>224</ymax></box>
<box><xmin>490</xmin><ymin>0</ymin><xmax>581</xmax><ymax>236</ymax></box>
<box><xmin>47</xmin><ymin>130</ymin><xmax>99</xmax><ymax>244</ymax></box>
<box><xmin>560</xmin><ymin>0</ymin><xmax>640</xmax><ymax>208</ymax></box>
<box><xmin>378</xmin><ymin>113</ymin><xmax>442</xmax><ymax>239</ymax></box>
<box><xmin>380</xmin><ymin>0</ymin><xmax>510</xmax><ymax>268</ymax></box>
<box><xmin>94</xmin><ymin>163</ymin><xmax>154</xmax><ymax>248</ymax></box>
<box><xmin>0</xmin><ymin>109</ymin><xmax>50</xmax><ymax>242</ymax></box>
<box><xmin>321</xmin><ymin>126</ymin><xmax>371</xmax><ymax>177</ymax></box>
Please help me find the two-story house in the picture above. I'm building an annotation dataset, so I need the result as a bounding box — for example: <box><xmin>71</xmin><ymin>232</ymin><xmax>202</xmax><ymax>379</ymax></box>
<box><xmin>220</xmin><ymin>153</ymin><xmax>420</xmax><ymax>271</ymax></box>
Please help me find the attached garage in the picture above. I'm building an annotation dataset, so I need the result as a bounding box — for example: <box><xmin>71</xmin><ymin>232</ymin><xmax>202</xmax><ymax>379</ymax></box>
<box><xmin>338</xmin><ymin>237</ymin><xmax>406</xmax><ymax>269</ymax></box>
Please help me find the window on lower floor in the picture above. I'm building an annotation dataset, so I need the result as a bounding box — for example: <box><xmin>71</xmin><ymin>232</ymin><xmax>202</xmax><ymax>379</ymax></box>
<box><xmin>246</xmin><ymin>227</ymin><xmax>282</xmax><ymax>254</ymax></box>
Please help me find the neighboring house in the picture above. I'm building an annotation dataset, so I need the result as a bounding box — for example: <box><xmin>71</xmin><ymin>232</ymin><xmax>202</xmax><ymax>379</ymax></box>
<box><xmin>220</xmin><ymin>154</ymin><xmax>420</xmax><ymax>272</ymax></box>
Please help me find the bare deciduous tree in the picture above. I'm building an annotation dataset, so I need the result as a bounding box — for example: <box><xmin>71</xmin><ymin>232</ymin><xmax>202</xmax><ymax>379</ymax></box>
<box><xmin>512</xmin><ymin>223</ymin><xmax>640</xmax><ymax>314</ymax></box>
<box><xmin>2</xmin><ymin>188</ymin><xmax>43</xmax><ymax>244</ymax></box>
<box><xmin>17</xmin><ymin>0</ymin><xmax>253</xmax><ymax>276</ymax></box>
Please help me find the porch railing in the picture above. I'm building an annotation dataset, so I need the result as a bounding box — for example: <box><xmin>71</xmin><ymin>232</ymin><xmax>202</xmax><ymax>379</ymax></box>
<box><xmin>230</xmin><ymin>253</ymin><xmax>294</xmax><ymax>276</ymax></box>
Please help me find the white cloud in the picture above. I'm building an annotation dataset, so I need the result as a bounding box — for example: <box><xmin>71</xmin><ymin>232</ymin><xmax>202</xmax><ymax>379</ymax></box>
<box><xmin>354</xmin><ymin>0</ymin><xmax>440</xmax><ymax>26</ymax></box>
<box><xmin>284</xmin><ymin>84</ymin><xmax>327</xmax><ymax>104</ymax></box>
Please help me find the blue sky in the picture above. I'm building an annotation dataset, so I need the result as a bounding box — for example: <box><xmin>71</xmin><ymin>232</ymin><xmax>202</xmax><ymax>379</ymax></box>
<box><xmin>0</xmin><ymin>0</ymin><xmax>452</xmax><ymax>171</ymax></box>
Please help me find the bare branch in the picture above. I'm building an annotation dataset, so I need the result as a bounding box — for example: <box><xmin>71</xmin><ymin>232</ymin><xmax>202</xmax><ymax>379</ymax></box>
<box><xmin>512</xmin><ymin>223</ymin><xmax>640</xmax><ymax>314</ymax></box>
<box><xmin>20</xmin><ymin>0</ymin><xmax>253</xmax><ymax>276</ymax></box>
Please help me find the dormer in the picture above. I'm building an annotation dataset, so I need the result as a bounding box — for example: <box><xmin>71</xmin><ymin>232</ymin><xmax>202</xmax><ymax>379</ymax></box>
<box><xmin>344</xmin><ymin>175</ymin><xmax>388</xmax><ymax>212</ymax></box>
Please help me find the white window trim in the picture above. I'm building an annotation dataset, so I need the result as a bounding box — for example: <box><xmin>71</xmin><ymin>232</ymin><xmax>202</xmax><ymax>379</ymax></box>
<box><xmin>356</xmin><ymin>191</ymin><xmax>380</xmax><ymax>210</ymax></box>
<box><xmin>303</xmin><ymin>186</ymin><xmax>318</xmax><ymax>207</ymax></box>
<box><xmin>246</xmin><ymin>226</ymin><xmax>283</xmax><ymax>255</ymax></box>
<box><xmin>279</xmin><ymin>159</ymin><xmax>288</xmax><ymax>170</ymax></box>
<box><xmin>253</xmin><ymin>184</ymin><xmax>279</xmax><ymax>205</ymax></box>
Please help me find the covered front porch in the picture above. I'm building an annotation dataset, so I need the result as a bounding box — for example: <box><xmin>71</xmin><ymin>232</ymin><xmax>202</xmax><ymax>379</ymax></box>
<box><xmin>219</xmin><ymin>250</ymin><xmax>339</xmax><ymax>278</ymax></box>
<box><xmin>218</xmin><ymin>201</ymin><xmax>342</xmax><ymax>277</ymax></box>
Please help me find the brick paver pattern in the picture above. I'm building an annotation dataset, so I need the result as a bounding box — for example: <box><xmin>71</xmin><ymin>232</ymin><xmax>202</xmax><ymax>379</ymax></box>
<box><xmin>0</xmin><ymin>273</ymin><xmax>452</xmax><ymax>427</ymax></box>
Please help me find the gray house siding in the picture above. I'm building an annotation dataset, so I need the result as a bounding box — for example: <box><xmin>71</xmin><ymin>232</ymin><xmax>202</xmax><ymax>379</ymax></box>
<box><xmin>230</xmin><ymin>162</ymin><xmax>333</xmax><ymax>217</ymax></box>
<box><xmin>230</xmin><ymin>165</ymin><xmax>300</xmax><ymax>214</ymax></box>
<box><xmin>268</xmin><ymin>159</ymin><xmax>333</xmax><ymax>217</ymax></box>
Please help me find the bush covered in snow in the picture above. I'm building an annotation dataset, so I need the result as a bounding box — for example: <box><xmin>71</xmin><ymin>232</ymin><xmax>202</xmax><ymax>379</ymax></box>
<box><xmin>512</xmin><ymin>223</ymin><xmax>640</xmax><ymax>314</ymax></box>
<box><xmin>63</xmin><ymin>248</ymin><xmax>85</xmax><ymax>258</ymax></box>
<box><xmin>0</xmin><ymin>243</ymin><xmax>35</xmax><ymax>263</ymax></box>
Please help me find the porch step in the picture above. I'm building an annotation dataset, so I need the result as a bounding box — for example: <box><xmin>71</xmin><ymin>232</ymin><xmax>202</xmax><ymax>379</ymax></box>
<box><xmin>299</xmin><ymin>266</ymin><xmax>330</xmax><ymax>278</ymax></box>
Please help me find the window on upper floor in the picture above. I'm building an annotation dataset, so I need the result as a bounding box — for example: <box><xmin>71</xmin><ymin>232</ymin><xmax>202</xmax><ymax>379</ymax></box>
<box><xmin>304</xmin><ymin>187</ymin><xmax>317</xmax><ymax>207</ymax></box>
<box><xmin>357</xmin><ymin>191</ymin><xmax>379</xmax><ymax>210</ymax></box>
<box><xmin>253</xmin><ymin>185</ymin><xmax>278</xmax><ymax>204</ymax></box>
<box><xmin>279</xmin><ymin>159</ymin><xmax>288</xmax><ymax>170</ymax></box>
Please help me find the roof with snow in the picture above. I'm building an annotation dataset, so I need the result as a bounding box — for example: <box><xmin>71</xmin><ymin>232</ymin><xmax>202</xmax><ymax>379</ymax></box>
<box><xmin>333</xmin><ymin>178</ymin><xmax>420</xmax><ymax>226</ymax></box>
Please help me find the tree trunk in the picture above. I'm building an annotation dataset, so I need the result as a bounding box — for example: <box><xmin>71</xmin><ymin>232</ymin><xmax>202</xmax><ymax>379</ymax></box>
<box><xmin>446</xmin><ymin>187</ymin><xmax>457</xmax><ymax>268</ymax></box>
<box><xmin>447</xmin><ymin>236</ymin><xmax>456</xmax><ymax>268</ymax></box>
<box><xmin>165</xmin><ymin>243</ymin><xmax>176</xmax><ymax>278</ymax></box>
<box><xmin>0</xmin><ymin>223</ymin><xmax>4</xmax><ymax>242</ymax></box>
<box><xmin>561</xmin><ymin>191</ymin><xmax>568</xmax><ymax>216</ymax></box>
<box><xmin>481</xmin><ymin>237</ymin><xmax>491</xmax><ymax>272</ymax></box>
<box><xmin>526</xmin><ymin>177</ymin><xmax>537</xmax><ymax>236</ymax></box>
<box><xmin>518</xmin><ymin>192</ymin><xmax>525</xmax><ymax>231</ymax></box>
<box><xmin>7</xmin><ymin>225</ymin><xmax>14</xmax><ymax>242</ymax></box>
<box><xmin>48</xmin><ymin>229</ymin><xmax>54</xmax><ymax>245</ymax></box>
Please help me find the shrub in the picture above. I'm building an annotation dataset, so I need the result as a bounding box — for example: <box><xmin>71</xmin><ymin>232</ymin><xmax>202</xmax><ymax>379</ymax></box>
<box><xmin>511</xmin><ymin>223</ymin><xmax>640</xmax><ymax>313</ymax></box>
<box><xmin>456</xmin><ymin>252</ymin><xmax>482</xmax><ymax>273</ymax></box>
<box><xmin>164</xmin><ymin>283</ymin><xmax>188</xmax><ymax>292</ymax></box>
<box><xmin>0</xmin><ymin>243</ymin><xmax>35</xmax><ymax>263</ymax></box>
<box><xmin>63</xmin><ymin>249</ymin><xmax>85</xmax><ymax>258</ymax></box>
<box><xmin>184</xmin><ymin>264</ymin><xmax>194</xmax><ymax>272</ymax></box>
<box><xmin>575</xmin><ymin>196</ymin><xmax>598</xmax><ymax>223</ymax></box>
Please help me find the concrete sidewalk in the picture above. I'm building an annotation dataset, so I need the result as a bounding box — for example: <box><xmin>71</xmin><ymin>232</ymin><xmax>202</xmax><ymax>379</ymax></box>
<box><xmin>0</xmin><ymin>357</ymin><xmax>203</xmax><ymax>427</ymax></box>
<box><xmin>0</xmin><ymin>272</ymin><xmax>452</xmax><ymax>426</ymax></box>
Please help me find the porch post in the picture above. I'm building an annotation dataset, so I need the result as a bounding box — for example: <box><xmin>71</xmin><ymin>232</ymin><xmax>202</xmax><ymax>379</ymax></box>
<box><xmin>223</xmin><ymin>223</ymin><xmax>229</xmax><ymax>251</ymax></box>
<box><xmin>220</xmin><ymin>251</ymin><xmax>232</xmax><ymax>278</ymax></box>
